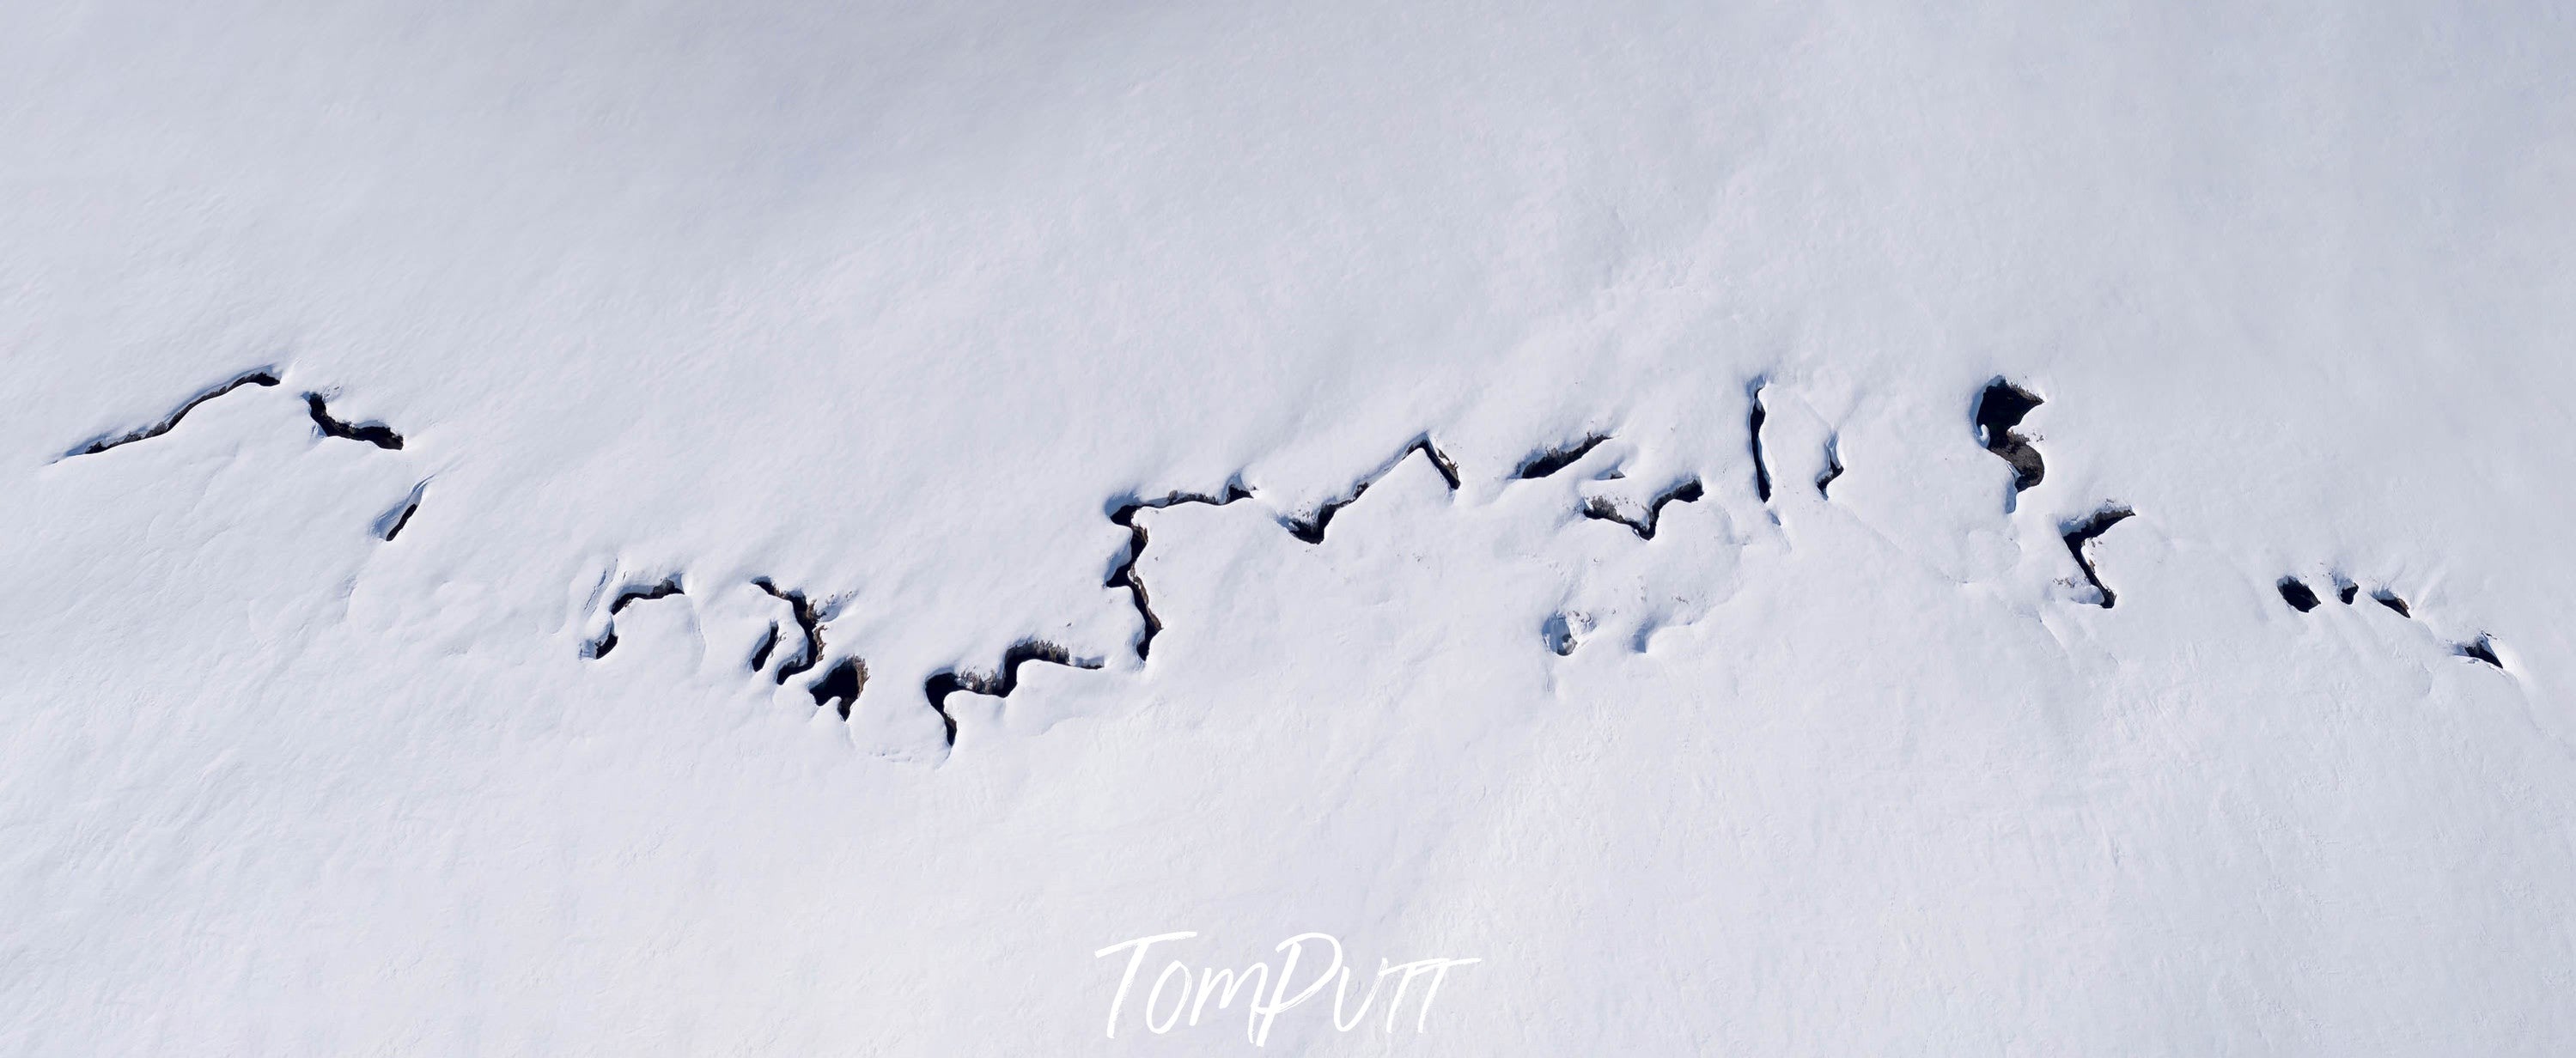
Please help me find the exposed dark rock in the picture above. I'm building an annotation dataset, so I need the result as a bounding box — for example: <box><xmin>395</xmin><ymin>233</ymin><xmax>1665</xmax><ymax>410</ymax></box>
<box><xmin>2373</xmin><ymin>590</ymin><xmax>2412</xmax><ymax>618</ymax></box>
<box><xmin>1815</xmin><ymin>435</ymin><xmax>1843</xmax><ymax>497</ymax></box>
<box><xmin>1748</xmin><ymin>384</ymin><xmax>1771</xmax><ymax>502</ymax></box>
<box><xmin>1582</xmin><ymin>478</ymin><xmax>1705</xmax><ymax>540</ymax></box>
<box><xmin>1514</xmin><ymin>434</ymin><xmax>1611</xmax><ymax>479</ymax></box>
<box><xmin>1107</xmin><ymin>482</ymin><xmax>1254</xmax><ymax>661</ymax></box>
<box><xmin>2061</xmin><ymin>506</ymin><xmax>2134</xmax><ymax>608</ymax></box>
<box><xmin>1975</xmin><ymin>380</ymin><xmax>2046</xmax><ymax>492</ymax></box>
<box><xmin>375</xmin><ymin>482</ymin><xmax>426</xmax><ymax>542</ymax></box>
<box><xmin>752</xmin><ymin>578</ymin><xmax>824</xmax><ymax>684</ymax></box>
<box><xmin>303</xmin><ymin>393</ymin><xmax>405</xmax><ymax>449</ymax></box>
<box><xmin>609</xmin><ymin>577</ymin><xmax>683</xmax><ymax>613</ymax></box>
<box><xmin>1282</xmin><ymin>435</ymin><xmax>1459</xmax><ymax>544</ymax></box>
<box><xmin>2458</xmin><ymin>636</ymin><xmax>2503</xmax><ymax>669</ymax></box>
<box><xmin>582</xmin><ymin>575</ymin><xmax>685</xmax><ymax>659</ymax></box>
<box><xmin>810</xmin><ymin>657</ymin><xmax>868</xmax><ymax>719</ymax></box>
<box><xmin>1542</xmin><ymin>611</ymin><xmax>1589</xmax><ymax>656</ymax></box>
<box><xmin>922</xmin><ymin>641</ymin><xmax>1103</xmax><ymax>745</ymax></box>
<box><xmin>2277</xmin><ymin>577</ymin><xmax>2321</xmax><ymax>612</ymax></box>
<box><xmin>63</xmin><ymin>368</ymin><xmax>282</xmax><ymax>459</ymax></box>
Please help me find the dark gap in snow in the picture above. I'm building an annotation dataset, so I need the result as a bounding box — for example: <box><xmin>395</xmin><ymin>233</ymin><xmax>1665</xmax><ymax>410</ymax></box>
<box><xmin>62</xmin><ymin>368</ymin><xmax>282</xmax><ymax>459</ymax></box>
<box><xmin>1282</xmin><ymin>434</ymin><xmax>1459</xmax><ymax>544</ymax></box>
<box><xmin>1815</xmin><ymin>435</ymin><xmax>1843</xmax><ymax>497</ymax></box>
<box><xmin>1514</xmin><ymin>434</ymin><xmax>1611</xmax><ymax>479</ymax></box>
<box><xmin>378</xmin><ymin>498</ymin><xmax>421</xmax><ymax>541</ymax></box>
<box><xmin>922</xmin><ymin>641</ymin><xmax>1105</xmax><ymax>745</ymax></box>
<box><xmin>1582</xmin><ymin>478</ymin><xmax>1705</xmax><ymax>540</ymax></box>
<box><xmin>752</xmin><ymin>578</ymin><xmax>823</xmax><ymax>684</ymax></box>
<box><xmin>1975</xmin><ymin>380</ymin><xmax>2046</xmax><ymax>492</ymax></box>
<box><xmin>2061</xmin><ymin>506</ymin><xmax>2134</xmax><ymax>608</ymax></box>
<box><xmin>302</xmin><ymin>393</ymin><xmax>405</xmax><ymax>449</ymax></box>
<box><xmin>1411</xmin><ymin>435</ymin><xmax>1464</xmax><ymax>490</ymax></box>
<box><xmin>2336</xmin><ymin>581</ymin><xmax>2360</xmax><ymax>605</ymax></box>
<box><xmin>2373</xmin><ymin>590</ymin><xmax>2411</xmax><ymax>618</ymax></box>
<box><xmin>375</xmin><ymin>481</ymin><xmax>427</xmax><ymax>541</ymax></box>
<box><xmin>2458</xmin><ymin>635</ymin><xmax>2503</xmax><ymax>669</ymax></box>
<box><xmin>1107</xmin><ymin>482</ymin><xmax>1254</xmax><ymax>661</ymax></box>
<box><xmin>2277</xmin><ymin>577</ymin><xmax>2321</xmax><ymax>612</ymax></box>
<box><xmin>1542</xmin><ymin>612</ymin><xmax>1588</xmax><ymax>656</ymax></box>
<box><xmin>1748</xmin><ymin>384</ymin><xmax>1771</xmax><ymax>502</ymax></box>
<box><xmin>583</xmin><ymin>575</ymin><xmax>685</xmax><ymax>658</ymax></box>
<box><xmin>810</xmin><ymin>657</ymin><xmax>868</xmax><ymax>720</ymax></box>
<box><xmin>1283</xmin><ymin>504</ymin><xmax>1349</xmax><ymax>545</ymax></box>
<box><xmin>609</xmin><ymin>577</ymin><xmax>684</xmax><ymax>613</ymax></box>
<box><xmin>748</xmin><ymin>623</ymin><xmax>781</xmax><ymax>673</ymax></box>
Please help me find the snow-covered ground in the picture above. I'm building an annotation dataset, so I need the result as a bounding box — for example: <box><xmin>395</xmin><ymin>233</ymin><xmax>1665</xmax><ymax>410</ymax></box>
<box><xmin>6</xmin><ymin>1</ymin><xmax>2573</xmax><ymax>1053</ymax></box>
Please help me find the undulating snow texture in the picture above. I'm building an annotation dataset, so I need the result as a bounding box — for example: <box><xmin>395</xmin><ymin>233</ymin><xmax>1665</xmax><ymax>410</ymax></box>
<box><xmin>5</xmin><ymin>1</ymin><xmax>2574</xmax><ymax>1054</ymax></box>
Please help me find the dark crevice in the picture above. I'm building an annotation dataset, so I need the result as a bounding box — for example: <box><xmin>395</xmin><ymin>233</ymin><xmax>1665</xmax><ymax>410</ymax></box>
<box><xmin>2373</xmin><ymin>590</ymin><xmax>2411</xmax><ymax>618</ymax></box>
<box><xmin>1748</xmin><ymin>384</ymin><xmax>1771</xmax><ymax>502</ymax></box>
<box><xmin>1542</xmin><ymin>611</ymin><xmax>1591</xmax><ymax>657</ymax></box>
<box><xmin>581</xmin><ymin>576</ymin><xmax>687</xmax><ymax>660</ymax></box>
<box><xmin>1282</xmin><ymin>435</ymin><xmax>1459</xmax><ymax>544</ymax></box>
<box><xmin>375</xmin><ymin>481</ymin><xmax>426</xmax><ymax>542</ymax></box>
<box><xmin>303</xmin><ymin>393</ymin><xmax>405</xmax><ymax>449</ymax></box>
<box><xmin>582</xmin><ymin>576</ymin><xmax>685</xmax><ymax>659</ymax></box>
<box><xmin>63</xmin><ymin>368</ymin><xmax>282</xmax><ymax>459</ymax></box>
<box><xmin>810</xmin><ymin>657</ymin><xmax>868</xmax><ymax>719</ymax></box>
<box><xmin>2277</xmin><ymin>577</ymin><xmax>2321</xmax><ymax>612</ymax></box>
<box><xmin>1283</xmin><ymin>505</ymin><xmax>1349</xmax><ymax>546</ymax></box>
<box><xmin>1410</xmin><ymin>435</ymin><xmax>1463</xmax><ymax>490</ymax></box>
<box><xmin>1815</xmin><ymin>435</ymin><xmax>1843</xmax><ymax>497</ymax></box>
<box><xmin>1975</xmin><ymin>380</ymin><xmax>2046</xmax><ymax>492</ymax></box>
<box><xmin>378</xmin><ymin>498</ymin><xmax>420</xmax><ymax>541</ymax></box>
<box><xmin>1107</xmin><ymin>482</ymin><xmax>1254</xmax><ymax>661</ymax></box>
<box><xmin>746</xmin><ymin>579</ymin><xmax>868</xmax><ymax>718</ymax></box>
<box><xmin>923</xmin><ymin>641</ymin><xmax>1104</xmax><ymax>745</ymax></box>
<box><xmin>1582</xmin><ymin>478</ymin><xmax>1705</xmax><ymax>540</ymax></box>
<box><xmin>2458</xmin><ymin>635</ymin><xmax>2503</xmax><ymax>669</ymax></box>
<box><xmin>752</xmin><ymin>578</ymin><xmax>824</xmax><ymax>685</ymax></box>
<box><xmin>2061</xmin><ymin>506</ymin><xmax>2134</xmax><ymax>608</ymax></box>
<box><xmin>610</xmin><ymin>577</ymin><xmax>684</xmax><ymax>613</ymax></box>
<box><xmin>1515</xmin><ymin>434</ymin><xmax>1611</xmax><ymax>480</ymax></box>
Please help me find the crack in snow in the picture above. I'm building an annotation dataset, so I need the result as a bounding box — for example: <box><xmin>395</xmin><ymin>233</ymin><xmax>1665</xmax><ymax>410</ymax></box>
<box><xmin>1282</xmin><ymin>435</ymin><xmax>1459</xmax><ymax>544</ymax></box>
<box><xmin>752</xmin><ymin>578</ymin><xmax>824</xmax><ymax>685</ymax></box>
<box><xmin>375</xmin><ymin>481</ymin><xmax>428</xmax><ymax>541</ymax></box>
<box><xmin>1513</xmin><ymin>434</ymin><xmax>1611</xmax><ymax>480</ymax></box>
<box><xmin>60</xmin><ymin>368</ymin><xmax>283</xmax><ymax>459</ymax></box>
<box><xmin>1108</xmin><ymin>482</ymin><xmax>1255</xmax><ymax>662</ymax></box>
<box><xmin>1748</xmin><ymin>383</ymin><xmax>1771</xmax><ymax>502</ymax></box>
<box><xmin>2278</xmin><ymin>577</ymin><xmax>2322</xmax><ymax>612</ymax></box>
<box><xmin>2060</xmin><ymin>506</ymin><xmax>2133</xmax><ymax>608</ymax></box>
<box><xmin>1815</xmin><ymin>433</ymin><xmax>1843</xmax><ymax>498</ymax></box>
<box><xmin>582</xmin><ymin>575</ymin><xmax>685</xmax><ymax>659</ymax></box>
<box><xmin>811</xmin><ymin>657</ymin><xmax>868</xmax><ymax>719</ymax></box>
<box><xmin>304</xmin><ymin>392</ymin><xmax>405</xmax><ymax>450</ymax></box>
<box><xmin>922</xmin><ymin>641</ymin><xmax>1103</xmax><ymax>745</ymax></box>
<box><xmin>1582</xmin><ymin>478</ymin><xmax>1704</xmax><ymax>540</ymax></box>
<box><xmin>1975</xmin><ymin>380</ymin><xmax>2045</xmax><ymax>494</ymax></box>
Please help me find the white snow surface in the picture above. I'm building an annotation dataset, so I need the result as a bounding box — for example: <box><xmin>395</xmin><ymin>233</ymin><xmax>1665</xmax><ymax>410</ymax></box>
<box><xmin>6</xmin><ymin>1</ymin><xmax>2576</xmax><ymax>1053</ymax></box>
